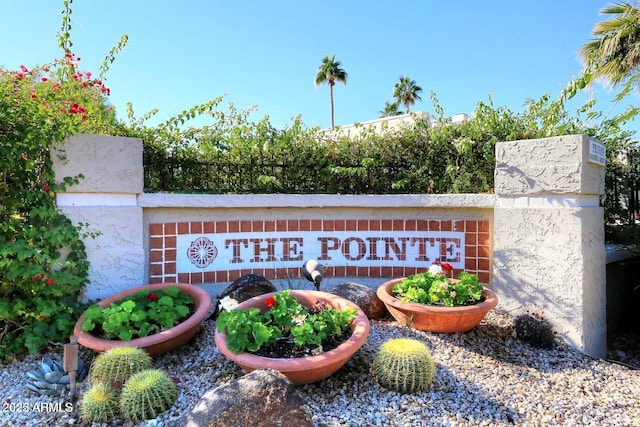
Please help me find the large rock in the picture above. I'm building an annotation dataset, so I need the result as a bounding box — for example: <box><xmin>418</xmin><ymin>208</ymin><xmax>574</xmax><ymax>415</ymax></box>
<box><xmin>327</xmin><ymin>282</ymin><xmax>388</xmax><ymax>320</ymax></box>
<box><xmin>177</xmin><ymin>369</ymin><xmax>313</xmax><ymax>427</ymax></box>
<box><xmin>210</xmin><ymin>274</ymin><xmax>276</xmax><ymax>320</ymax></box>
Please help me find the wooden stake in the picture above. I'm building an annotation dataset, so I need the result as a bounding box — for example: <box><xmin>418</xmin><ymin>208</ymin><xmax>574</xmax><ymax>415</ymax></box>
<box><xmin>63</xmin><ymin>335</ymin><xmax>78</xmax><ymax>401</ymax></box>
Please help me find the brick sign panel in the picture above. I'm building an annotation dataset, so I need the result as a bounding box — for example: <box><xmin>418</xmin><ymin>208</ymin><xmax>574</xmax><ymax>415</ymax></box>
<box><xmin>149</xmin><ymin>219</ymin><xmax>490</xmax><ymax>284</ymax></box>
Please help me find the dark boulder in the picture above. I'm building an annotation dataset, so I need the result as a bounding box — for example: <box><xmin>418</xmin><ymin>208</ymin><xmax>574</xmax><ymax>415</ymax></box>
<box><xmin>177</xmin><ymin>369</ymin><xmax>313</xmax><ymax>427</ymax></box>
<box><xmin>327</xmin><ymin>282</ymin><xmax>388</xmax><ymax>320</ymax></box>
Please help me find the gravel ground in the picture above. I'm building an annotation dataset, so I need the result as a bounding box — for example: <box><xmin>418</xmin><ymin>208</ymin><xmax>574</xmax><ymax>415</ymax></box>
<box><xmin>1</xmin><ymin>310</ymin><xmax>638</xmax><ymax>427</ymax></box>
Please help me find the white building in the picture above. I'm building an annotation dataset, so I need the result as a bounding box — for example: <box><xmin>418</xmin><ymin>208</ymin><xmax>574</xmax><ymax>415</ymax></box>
<box><xmin>328</xmin><ymin>112</ymin><xmax>470</xmax><ymax>138</ymax></box>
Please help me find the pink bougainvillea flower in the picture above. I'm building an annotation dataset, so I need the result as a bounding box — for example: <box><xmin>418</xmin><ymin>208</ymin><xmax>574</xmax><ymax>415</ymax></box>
<box><xmin>147</xmin><ymin>292</ymin><xmax>159</xmax><ymax>302</ymax></box>
<box><xmin>265</xmin><ymin>296</ymin><xmax>277</xmax><ymax>308</ymax></box>
<box><xmin>46</xmin><ymin>278</ymin><xmax>54</xmax><ymax>285</ymax></box>
<box><xmin>20</xmin><ymin>65</ymin><xmax>28</xmax><ymax>72</ymax></box>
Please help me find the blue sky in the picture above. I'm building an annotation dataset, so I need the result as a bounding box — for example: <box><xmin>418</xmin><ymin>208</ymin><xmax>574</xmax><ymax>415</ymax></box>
<box><xmin>0</xmin><ymin>1</ymin><xmax>635</xmax><ymax>131</ymax></box>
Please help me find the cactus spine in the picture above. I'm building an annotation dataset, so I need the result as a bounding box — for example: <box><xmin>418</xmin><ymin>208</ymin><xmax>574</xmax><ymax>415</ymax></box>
<box><xmin>80</xmin><ymin>382</ymin><xmax>119</xmax><ymax>423</ymax></box>
<box><xmin>119</xmin><ymin>369</ymin><xmax>178</xmax><ymax>423</ymax></box>
<box><xmin>373</xmin><ymin>338</ymin><xmax>435</xmax><ymax>393</ymax></box>
<box><xmin>89</xmin><ymin>346</ymin><xmax>152</xmax><ymax>387</ymax></box>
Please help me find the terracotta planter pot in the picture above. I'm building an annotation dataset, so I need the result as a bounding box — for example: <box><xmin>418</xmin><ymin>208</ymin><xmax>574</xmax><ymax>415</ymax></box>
<box><xmin>214</xmin><ymin>290</ymin><xmax>370</xmax><ymax>385</ymax></box>
<box><xmin>377</xmin><ymin>278</ymin><xmax>498</xmax><ymax>333</ymax></box>
<box><xmin>74</xmin><ymin>283</ymin><xmax>212</xmax><ymax>357</ymax></box>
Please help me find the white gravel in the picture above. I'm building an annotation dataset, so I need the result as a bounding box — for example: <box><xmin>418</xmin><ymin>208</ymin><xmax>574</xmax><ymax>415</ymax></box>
<box><xmin>1</xmin><ymin>310</ymin><xmax>638</xmax><ymax>427</ymax></box>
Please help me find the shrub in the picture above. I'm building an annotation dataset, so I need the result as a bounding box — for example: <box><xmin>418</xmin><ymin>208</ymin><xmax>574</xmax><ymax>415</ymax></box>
<box><xmin>514</xmin><ymin>312</ymin><xmax>555</xmax><ymax>349</ymax></box>
<box><xmin>0</xmin><ymin>1</ymin><xmax>125</xmax><ymax>360</ymax></box>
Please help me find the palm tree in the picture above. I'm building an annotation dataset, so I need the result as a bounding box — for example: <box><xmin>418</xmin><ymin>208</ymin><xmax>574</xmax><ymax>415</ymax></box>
<box><xmin>314</xmin><ymin>55</ymin><xmax>348</xmax><ymax>128</ymax></box>
<box><xmin>379</xmin><ymin>101</ymin><xmax>403</xmax><ymax>117</ymax></box>
<box><xmin>580</xmin><ymin>1</ymin><xmax>640</xmax><ymax>87</ymax></box>
<box><xmin>393</xmin><ymin>76</ymin><xmax>423</xmax><ymax>113</ymax></box>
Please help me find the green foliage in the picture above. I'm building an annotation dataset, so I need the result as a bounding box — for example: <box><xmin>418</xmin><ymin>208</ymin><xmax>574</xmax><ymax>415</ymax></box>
<box><xmin>80</xmin><ymin>382</ymin><xmax>119</xmax><ymax>424</ymax></box>
<box><xmin>216</xmin><ymin>290</ymin><xmax>357</xmax><ymax>354</ymax></box>
<box><xmin>81</xmin><ymin>286</ymin><xmax>194</xmax><ymax>341</ymax></box>
<box><xmin>89</xmin><ymin>346</ymin><xmax>153</xmax><ymax>387</ymax></box>
<box><xmin>138</xmin><ymin>90</ymin><xmax>612</xmax><ymax>196</ymax></box>
<box><xmin>393</xmin><ymin>268</ymin><xmax>483</xmax><ymax>307</ymax></box>
<box><xmin>119</xmin><ymin>369</ymin><xmax>178</xmax><ymax>423</ymax></box>
<box><xmin>373</xmin><ymin>338</ymin><xmax>435</xmax><ymax>393</ymax></box>
<box><xmin>0</xmin><ymin>33</ymin><xmax>126</xmax><ymax>359</ymax></box>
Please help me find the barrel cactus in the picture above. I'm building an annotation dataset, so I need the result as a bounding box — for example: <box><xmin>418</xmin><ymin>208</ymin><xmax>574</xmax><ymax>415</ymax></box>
<box><xmin>119</xmin><ymin>369</ymin><xmax>178</xmax><ymax>423</ymax></box>
<box><xmin>89</xmin><ymin>346</ymin><xmax>152</xmax><ymax>387</ymax></box>
<box><xmin>373</xmin><ymin>338</ymin><xmax>436</xmax><ymax>393</ymax></box>
<box><xmin>80</xmin><ymin>382</ymin><xmax>119</xmax><ymax>423</ymax></box>
<box><xmin>26</xmin><ymin>357</ymin><xmax>87</xmax><ymax>395</ymax></box>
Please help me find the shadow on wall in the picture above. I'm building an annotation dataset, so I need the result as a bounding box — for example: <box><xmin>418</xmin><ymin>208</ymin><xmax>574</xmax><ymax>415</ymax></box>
<box><xmin>493</xmin><ymin>245</ymin><xmax>578</xmax><ymax>323</ymax></box>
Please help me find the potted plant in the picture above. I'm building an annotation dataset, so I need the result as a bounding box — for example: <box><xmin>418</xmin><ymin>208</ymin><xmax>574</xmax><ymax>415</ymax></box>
<box><xmin>74</xmin><ymin>283</ymin><xmax>212</xmax><ymax>357</ymax></box>
<box><xmin>377</xmin><ymin>261</ymin><xmax>498</xmax><ymax>333</ymax></box>
<box><xmin>214</xmin><ymin>289</ymin><xmax>370</xmax><ymax>384</ymax></box>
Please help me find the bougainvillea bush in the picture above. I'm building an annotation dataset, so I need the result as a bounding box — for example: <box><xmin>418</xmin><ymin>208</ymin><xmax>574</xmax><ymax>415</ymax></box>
<box><xmin>0</xmin><ymin>51</ymin><xmax>122</xmax><ymax>359</ymax></box>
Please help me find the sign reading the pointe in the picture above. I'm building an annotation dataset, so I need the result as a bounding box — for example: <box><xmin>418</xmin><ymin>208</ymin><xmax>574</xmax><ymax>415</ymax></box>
<box><xmin>177</xmin><ymin>231</ymin><xmax>464</xmax><ymax>273</ymax></box>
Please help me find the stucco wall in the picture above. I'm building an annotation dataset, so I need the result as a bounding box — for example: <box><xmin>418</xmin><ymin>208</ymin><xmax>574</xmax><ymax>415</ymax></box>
<box><xmin>51</xmin><ymin>133</ymin><xmax>607</xmax><ymax>358</ymax></box>
<box><xmin>493</xmin><ymin>134</ymin><xmax>606</xmax><ymax>357</ymax></box>
<box><xmin>52</xmin><ymin>134</ymin><xmax>145</xmax><ymax>300</ymax></box>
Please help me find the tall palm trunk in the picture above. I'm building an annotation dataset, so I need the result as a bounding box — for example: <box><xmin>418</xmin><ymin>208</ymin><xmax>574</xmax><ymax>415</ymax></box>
<box><xmin>330</xmin><ymin>82</ymin><xmax>335</xmax><ymax>128</ymax></box>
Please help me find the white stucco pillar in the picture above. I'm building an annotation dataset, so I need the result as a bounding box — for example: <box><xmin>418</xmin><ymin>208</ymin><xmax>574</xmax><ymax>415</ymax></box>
<box><xmin>51</xmin><ymin>133</ymin><xmax>145</xmax><ymax>300</ymax></box>
<box><xmin>493</xmin><ymin>134</ymin><xmax>606</xmax><ymax>357</ymax></box>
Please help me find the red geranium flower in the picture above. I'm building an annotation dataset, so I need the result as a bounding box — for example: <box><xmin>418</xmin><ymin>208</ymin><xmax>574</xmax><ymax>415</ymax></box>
<box><xmin>46</xmin><ymin>278</ymin><xmax>54</xmax><ymax>285</ymax></box>
<box><xmin>265</xmin><ymin>296</ymin><xmax>277</xmax><ymax>308</ymax></box>
<box><xmin>42</xmin><ymin>183</ymin><xmax>49</xmax><ymax>191</ymax></box>
<box><xmin>442</xmin><ymin>262</ymin><xmax>454</xmax><ymax>272</ymax></box>
<box><xmin>147</xmin><ymin>292</ymin><xmax>159</xmax><ymax>302</ymax></box>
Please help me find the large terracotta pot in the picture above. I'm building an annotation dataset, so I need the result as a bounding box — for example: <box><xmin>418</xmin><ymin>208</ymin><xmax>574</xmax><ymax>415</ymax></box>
<box><xmin>214</xmin><ymin>290</ymin><xmax>370</xmax><ymax>385</ymax></box>
<box><xmin>377</xmin><ymin>278</ymin><xmax>498</xmax><ymax>333</ymax></box>
<box><xmin>74</xmin><ymin>283</ymin><xmax>212</xmax><ymax>357</ymax></box>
